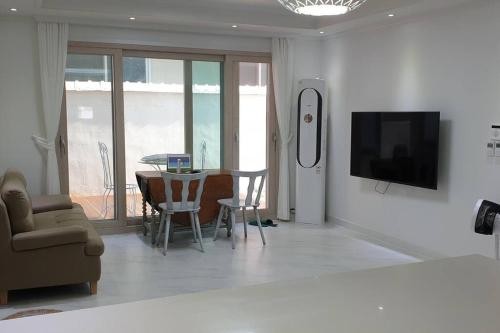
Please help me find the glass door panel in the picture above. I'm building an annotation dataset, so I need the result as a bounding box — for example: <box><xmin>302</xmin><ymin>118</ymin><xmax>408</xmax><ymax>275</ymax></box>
<box><xmin>238</xmin><ymin>62</ymin><xmax>269</xmax><ymax>208</ymax></box>
<box><xmin>123</xmin><ymin>57</ymin><xmax>185</xmax><ymax>217</ymax></box>
<box><xmin>65</xmin><ymin>54</ymin><xmax>115</xmax><ymax>220</ymax></box>
<box><xmin>192</xmin><ymin>61</ymin><xmax>222</xmax><ymax>170</ymax></box>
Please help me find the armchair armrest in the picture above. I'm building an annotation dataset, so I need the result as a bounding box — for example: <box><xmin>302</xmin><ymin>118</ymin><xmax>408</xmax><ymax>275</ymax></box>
<box><xmin>12</xmin><ymin>226</ymin><xmax>88</xmax><ymax>251</ymax></box>
<box><xmin>32</xmin><ymin>195</ymin><xmax>74</xmax><ymax>214</ymax></box>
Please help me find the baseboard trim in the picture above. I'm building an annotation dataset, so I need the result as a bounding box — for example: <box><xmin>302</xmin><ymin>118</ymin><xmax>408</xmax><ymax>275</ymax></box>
<box><xmin>95</xmin><ymin>224</ymin><xmax>142</xmax><ymax>235</ymax></box>
<box><xmin>330</xmin><ymin>216</ymin><xmax>445</xmax><ymax>261</ymax></box>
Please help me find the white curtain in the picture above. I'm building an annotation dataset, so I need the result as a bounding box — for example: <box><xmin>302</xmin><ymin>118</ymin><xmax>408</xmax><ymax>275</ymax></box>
<box><xmin>272</xmin><ymin>38</ymin><xmax>295</xmax><ymax>221</ymax></box>
<box><xmin>33</xmin><ymin>22</ymin><xmax>69</xmax><ymax>195</ymax></box>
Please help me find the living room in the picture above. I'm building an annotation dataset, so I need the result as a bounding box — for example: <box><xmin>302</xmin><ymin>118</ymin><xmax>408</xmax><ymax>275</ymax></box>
<box><xmin>1</xmin><ymin>0</ymin><xmax>500</xmax><ymax>331</ymax></box>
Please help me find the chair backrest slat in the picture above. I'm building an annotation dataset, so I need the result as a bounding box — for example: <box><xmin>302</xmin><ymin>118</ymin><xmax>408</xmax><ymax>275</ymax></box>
<box><xmin>180</xmin><ymin>179</ymin><xmax>190</xmax><ymax>210</ymax></box>
<box><xmin>161</xmin><ymin>171</ymin><xmax>208</xmax><ymax>211</ymax></box>
<box><xmin>232</xmin><ymin>175</ymin><xmax>240</xmax><ymax>207</ymax></box>
<box><xmin>255</xmin><ymin>173</ymin><xmax>266</xmax><ymax>205</ymax></box>
<box><xmin>230</xmin><ymin>169</ymin><xmax>267</xmax><ymax>207</ymax></box>
<box><xmin>246</xmin><ymin>176</ymin><xmax>256</xmax><ymax>206</ymax></box>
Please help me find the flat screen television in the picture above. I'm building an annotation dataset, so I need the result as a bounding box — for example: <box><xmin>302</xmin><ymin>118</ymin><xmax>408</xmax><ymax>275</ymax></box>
<box><xmin>350</xmin><ymin>112</ymin><xmax>440</xmax><ymax>190</ymax></box>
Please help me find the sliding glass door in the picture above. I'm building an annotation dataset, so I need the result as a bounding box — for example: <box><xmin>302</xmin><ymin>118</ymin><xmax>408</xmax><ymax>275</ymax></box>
<box><xmin>123</xmin><ymin>57</ymin><xmax>186</xmax><ymax>217</ymax></box>
<box><xmin>122</xmin><ymin>55</ymin><xmax>223</xmax><ymax>218</ymax></box>
<box><xmin>64</xmin><ymin>53</ymin><xmax>116</xmax><ymax>220</ymax></box>
<box><xmin>238</xmin><ymin>62</ymin><xmax>270</xmax><ymax>208</ymax></box>
<box><xmin>60</xmin><ymin>44</ymin><xmax>276</xmax><ymax>228</ymax></box>
<box><xmin>192</xmin><ymin>61</ymin><xmax>222</xmax><ymax>170</ymax></box>
<box><xmin>227</xmin><ymin>57</ymin><xmax>277</xmax><ymax>213</ymax></box>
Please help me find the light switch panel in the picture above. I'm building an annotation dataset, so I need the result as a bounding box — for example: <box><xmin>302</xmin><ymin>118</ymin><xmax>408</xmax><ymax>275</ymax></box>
<box><xmin>496</xmin><ymin>142</ymin><xmax>500</xmax><ymax>157</ymax></box>
<box><xmin>487</xmin><ymin>142</ymin><xmax>495</xmax><ymax>157</ymax></box>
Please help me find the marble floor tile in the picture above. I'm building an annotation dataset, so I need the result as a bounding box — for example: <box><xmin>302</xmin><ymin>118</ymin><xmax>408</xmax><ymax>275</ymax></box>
<box><xmin>0</xmin><ymin>222</ymin><xmax>418</xmax><ymax>319</ymax></box>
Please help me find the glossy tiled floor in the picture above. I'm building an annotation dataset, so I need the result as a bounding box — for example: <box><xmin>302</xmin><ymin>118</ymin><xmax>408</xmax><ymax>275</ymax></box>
<box><xmin>0</xmin><ymin>222</ymin><xmax>418</xmax><ymax>319</ymax></box>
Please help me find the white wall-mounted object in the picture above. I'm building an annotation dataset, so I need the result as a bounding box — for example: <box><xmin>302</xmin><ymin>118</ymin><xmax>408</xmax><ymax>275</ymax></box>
<box><xmin>495</xmin><ymin>142</ymin><xmax>500</xmax><ymax>157</ymax></box>
<box><xmin>487</xmin><ymin>142</ymin><xmax>495</xmax><ymax>157</ymax></box>
<box><xmin>472</xmin><ymin>199</ymin><xmax>500</xmax><ymax>260</ymax></box>
<box><xmin>295</xmin><ymin>79</ymin><xmax>327</xmax><ymax>224</ymax></box>
<box><xmin>491</xmin><ymin>125</ymin><xmax>500</xmax><ymax>141</ymax></box>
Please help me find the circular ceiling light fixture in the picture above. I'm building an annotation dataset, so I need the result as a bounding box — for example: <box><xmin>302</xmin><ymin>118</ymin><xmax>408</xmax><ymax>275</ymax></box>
<box><xmin>277</xmin><ymin>0</ymin><xmax>368</xmax><ymax>16</ymax></box>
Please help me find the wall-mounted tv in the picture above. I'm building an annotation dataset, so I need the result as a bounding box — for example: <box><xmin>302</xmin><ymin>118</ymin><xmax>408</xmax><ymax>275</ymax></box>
<box><xmin>350</xmin><ymin>112</ymin><xmax>440</xmax><ymax>190</ymax></box>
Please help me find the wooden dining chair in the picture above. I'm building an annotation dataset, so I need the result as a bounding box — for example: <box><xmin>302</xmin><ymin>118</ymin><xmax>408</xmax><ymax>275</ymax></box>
<box><xmin>156</xmin><ymin>171</ymin><xmax>208</xmax><ymax>255</ymax></box>
<box><xmin>213</xmin><ymin>169</ymin><xmax>267</xmax><ymax>249</ymax></box>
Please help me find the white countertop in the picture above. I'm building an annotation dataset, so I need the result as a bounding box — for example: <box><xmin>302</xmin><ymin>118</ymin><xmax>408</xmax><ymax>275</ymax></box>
<box><xmin>2</xmin><ymin>255</ymin><xmax>500</xmax><ymax>333</ymax></box>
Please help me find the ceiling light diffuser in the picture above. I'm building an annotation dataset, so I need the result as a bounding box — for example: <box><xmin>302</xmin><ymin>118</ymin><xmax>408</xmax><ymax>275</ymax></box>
<box><xmin>277</xmin><ymin>0</ymin><xmax>367</xmax><ymax>16</ymax></box>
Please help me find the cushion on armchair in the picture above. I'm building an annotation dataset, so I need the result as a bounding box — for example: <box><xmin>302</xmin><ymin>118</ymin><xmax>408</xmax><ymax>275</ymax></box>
<box><xmin>12</xmin><ymin>225</ymin><xmax>88</xmax><ymax>251</ymax></box>
<box><xmin>32</xmin><ymin>194</ymin><xmax>74</xmax><ymax>214</ymax></box>
<box><xmin>1</xmin><ymin>170</ymin><xmax>34</xmax><ymax>234</ymax></box>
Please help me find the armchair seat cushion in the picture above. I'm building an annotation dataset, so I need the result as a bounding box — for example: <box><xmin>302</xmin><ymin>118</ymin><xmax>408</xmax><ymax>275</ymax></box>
<box><xmin>33</xmin><ymin>205</ymin><xmax>105</xmax><ymax>256</ymax></box>
<box><xmin>12</xmin><ymin>225</ymin><xmax>88</xmax><ymax>251</ymax></box>
<box><xmin>32</xmin><ymin>195</ymin><xmax>74</xmax><ymax>214</ymax></box>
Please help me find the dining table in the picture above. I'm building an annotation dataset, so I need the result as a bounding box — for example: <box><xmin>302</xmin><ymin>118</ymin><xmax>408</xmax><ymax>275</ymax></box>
<box><xmin>135</xmin><ymin>169</ymin><xmax>233</xmax><ymax>243</ymax></box>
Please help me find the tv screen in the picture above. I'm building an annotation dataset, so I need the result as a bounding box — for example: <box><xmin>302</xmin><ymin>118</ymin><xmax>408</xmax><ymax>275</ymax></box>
<box><xmin>350</xmin><ymin>112</ymin><xmax>440</xmax><ymax>190</ymax></box>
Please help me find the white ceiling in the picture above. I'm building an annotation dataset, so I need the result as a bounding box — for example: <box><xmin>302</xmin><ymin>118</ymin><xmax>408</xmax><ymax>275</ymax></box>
<box><xmin>0</xmin><ymin>0</ymin><xmax>475</xmax><ymax>37</ymax></box>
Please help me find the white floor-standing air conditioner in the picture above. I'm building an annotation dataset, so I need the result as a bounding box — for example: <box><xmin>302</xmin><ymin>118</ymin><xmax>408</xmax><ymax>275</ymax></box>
<box><xmin>295</xmin><ymin>79</ymin><xmax>327</xmax><ymax>224</ymax></box>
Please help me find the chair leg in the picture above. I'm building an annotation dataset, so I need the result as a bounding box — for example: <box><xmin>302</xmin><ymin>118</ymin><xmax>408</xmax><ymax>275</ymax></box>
<box><xmin>189</xmin><ymin>212</ymin><xmax>197</xmax><ymax>243</ymax></box>
<box><xmin>0</xmin><ymin>291</ymin><xmax>7</xmax><ymax>305</ymax></box>
<box><xmin>131</xmin><ymin>187</ymin><xmax>137</xmax><ymax>215</ymax></box>
<box><xmin>163</xmin><ymin>214</ymin><xmax>172</xmax><ymax>256</ymax></box>
<box><xmin>150</xmin><ymin>207</ymin><xmax>157</xmax><ymax>245</ymax></box>
<box><xmin>230</xmin><ymin>208</ymin><xmax>236</xmax><ymax>250</ymax></box>
<box><xmin>126</xmin><ymin>188</ymin><xmax>135</xmax><ymax>216</ymax></box>
<box><xmin>254</xmin><ymin>207</ymin><xmax>266</xmax><ymax>245</ymax></box>
<box><xmin>213</xmin><ymin>206</ymin><xmax>224</xmax><ymax>241</ymax></box>
<box><xmin>242</xmin><ymin>207</ymin><xmax>248</xmax><ymax>238</ymax></box>
<box><xmin>101</xmin><ymin>188</ymin><xmax>111</xmax><ymax>218</ymax></box>
<box><xmin>89</xmin><ymin>281</ymin><xmax>98</xmax><ymax>295</ymax></box>
<box><xmin>156</xmin><ymin>210</ymin><xmax>166</xmax><ymax>246</ymax></box>
<box><xmin>194</xmin><ymin>213</ymin><xmax>204</xmax><ymax>253</ymax></box>
<box><xmin>224</xmin><ymin>207</ymin><xmax>232</xmax><ymax>237</ymax></box>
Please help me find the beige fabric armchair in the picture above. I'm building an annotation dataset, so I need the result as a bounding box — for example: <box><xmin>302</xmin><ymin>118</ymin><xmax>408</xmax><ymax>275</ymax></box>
<box><xmin>0</xmin><ymin>169</ymin><xmax>104</xmax><ymax>305</ymax></box>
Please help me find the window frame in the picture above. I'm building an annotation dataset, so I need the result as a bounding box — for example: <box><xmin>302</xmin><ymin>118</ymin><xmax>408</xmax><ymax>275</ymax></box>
<box><xmin>59</xmin><ymin>42</ymin><xmax>277</xmax><ymax>232</ymax></box>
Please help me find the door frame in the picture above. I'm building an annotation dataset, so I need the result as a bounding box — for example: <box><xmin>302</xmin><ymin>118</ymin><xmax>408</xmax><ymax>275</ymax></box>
<box><xmin>60</xmin><ymin>42</ymin><xmax>278</xmax><ymax>232</ymax></box>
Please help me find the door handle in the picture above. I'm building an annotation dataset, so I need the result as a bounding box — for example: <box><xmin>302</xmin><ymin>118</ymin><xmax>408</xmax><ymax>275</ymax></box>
<box><xmin>234</xmin><ymin>132</ymin><xmax>239</xmax><ymax>143</ymax></box>
<box><xmin>59</xmin><ymin>135</ymin><xmax>66</xmax><ymax>155</ymax></box>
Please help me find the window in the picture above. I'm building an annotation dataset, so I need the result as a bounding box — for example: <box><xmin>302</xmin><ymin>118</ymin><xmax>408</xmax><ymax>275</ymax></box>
<box><xmin>60</xmin><ymin>44</ymin><xmax>277</xmax><ymax>227</ymax></box>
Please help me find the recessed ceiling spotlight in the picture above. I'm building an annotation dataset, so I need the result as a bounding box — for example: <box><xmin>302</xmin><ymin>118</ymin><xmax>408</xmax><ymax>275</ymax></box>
<box><xmin>232</xmin><ymin>25</ymin><xmax>238</xmax><ymax>28</ymax></box>
<box><xmin>388</xmin><ymin>13</ymin><xmax>395</xmax><ymax>17</ymax></box>
<box><xmin>319</xmin><ymin>31</ymin><xmax>325</xmax><ymax>34</ymax></box>
<box><xmin>129</xmin><ymin>17</ymin><xmax>136</xmax><ymax>20</ymax></box>
<box><xmin>9</xmin><ymin>8</ymin><xmax>17</xmax><ymax>12</ymax></box>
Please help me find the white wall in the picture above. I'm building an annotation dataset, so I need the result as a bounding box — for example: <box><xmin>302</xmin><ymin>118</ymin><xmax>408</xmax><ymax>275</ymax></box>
<box><xmin>69</xmin><ymin>25</ymin><xmax>272</xmax><ymax>52</ymax></box>
<box><xmin>0</xmin><ymin>17</ymin><xmax>45</xmax><ymax>195</ymax></box>
<box><xmin>323</xmin><ymin>0</ymin><xmax>500</xmax><ymax>257</ymax></box>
